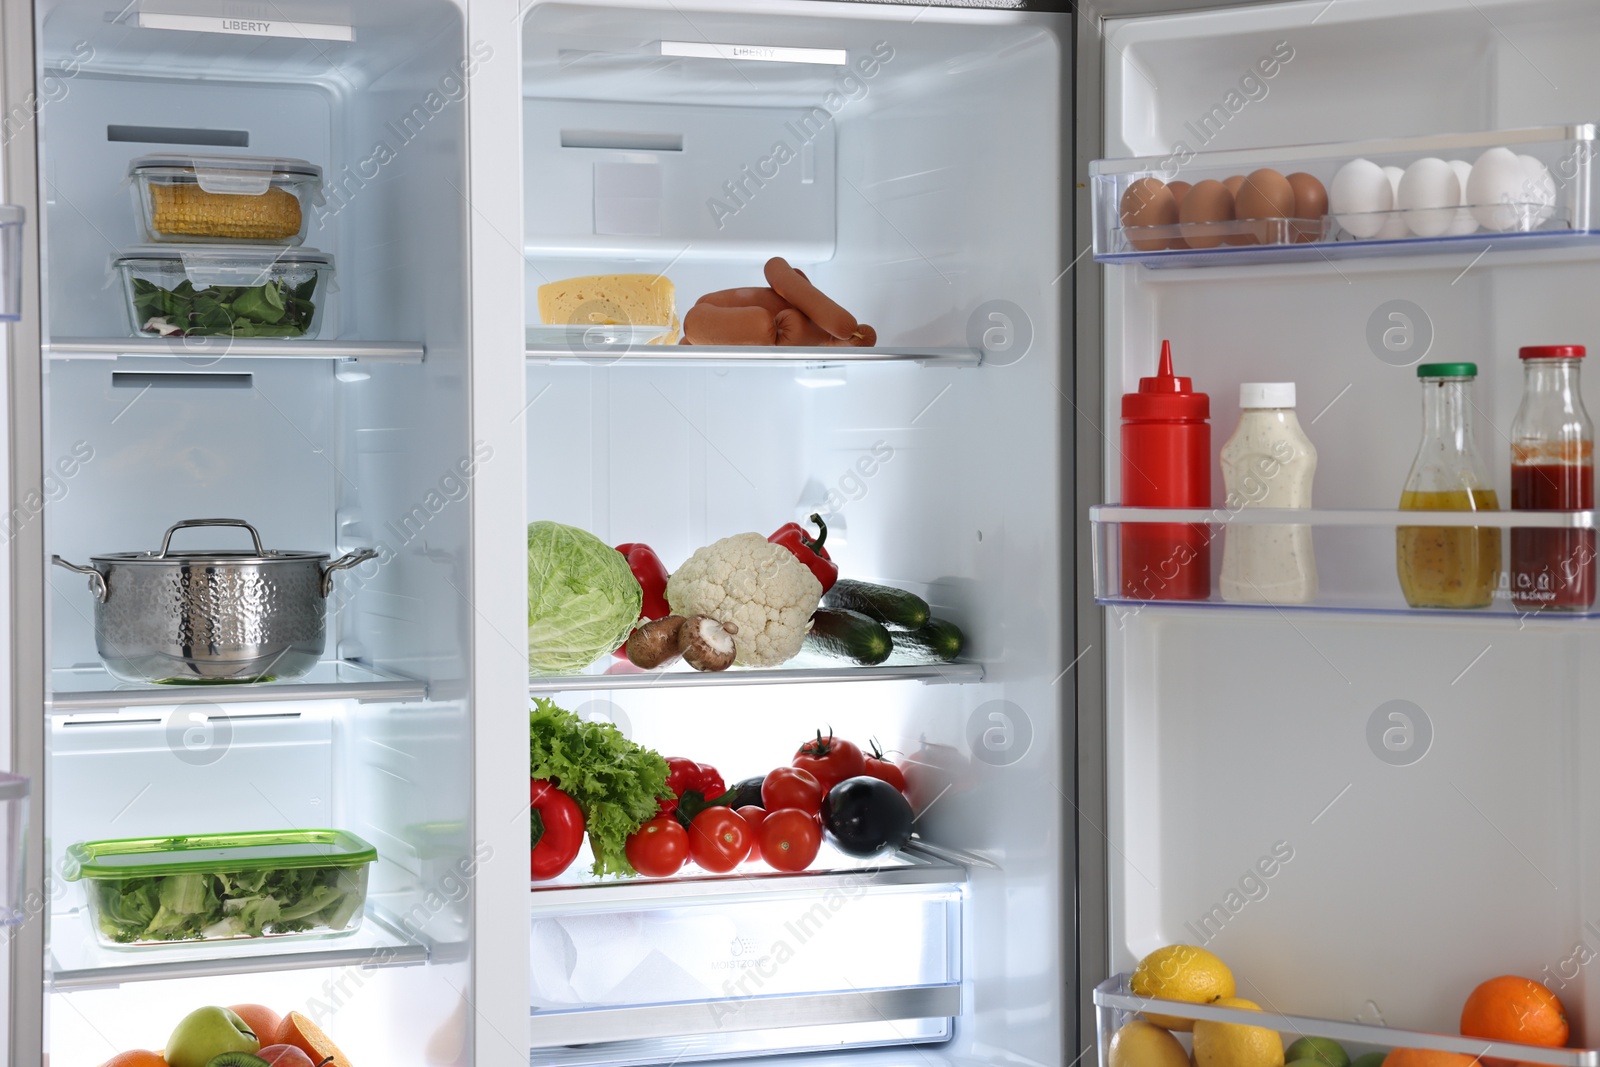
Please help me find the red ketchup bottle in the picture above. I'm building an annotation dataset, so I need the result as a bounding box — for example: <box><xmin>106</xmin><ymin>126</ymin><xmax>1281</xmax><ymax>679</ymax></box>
<box><xmin>1120</xmin><ymin>340</ymin><xmax>1212</xmax><ymax>600</ymax></box>
<box><xmin>1511</xmin><ymin>344</ymin><xmax>1595</xmax><ymax>611</ymax></box>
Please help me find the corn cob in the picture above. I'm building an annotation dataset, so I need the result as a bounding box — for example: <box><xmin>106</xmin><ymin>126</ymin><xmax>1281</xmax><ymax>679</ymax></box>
<box><xmin>149</xmin><ymin>183</ymin><xmax>303</xmax><ymax>240</ymax></box>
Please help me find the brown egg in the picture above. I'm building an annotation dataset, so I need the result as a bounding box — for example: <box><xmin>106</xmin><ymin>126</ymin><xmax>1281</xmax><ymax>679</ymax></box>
<box><xmin>1234</xmin><ymin>169</ymin><xmax>1296</xmax><ymax>245</ymax></box>
<box><xmin>1177</xmin><ymin>179</ymin><xmax>1235</xmax><ymax>249</ymax></box>
<box><xmin>1120</xmin><ymin>177</ymin><xmax>1179</xmax><ymax>251</ymax></box>
<box><xmin>1218</xmin><ymin>175</ymin><xmax>1252</xmax><ymax>244</ymax></box>
<box><xmin>1285</xmin><ymin>172</ymin><xmax>1329</xmax><ymax>242</ymax></box>
<box><xmin>1168</xmin><ymin>181</ymin><xmax>1192</xmax><ymax>210</ymax></box>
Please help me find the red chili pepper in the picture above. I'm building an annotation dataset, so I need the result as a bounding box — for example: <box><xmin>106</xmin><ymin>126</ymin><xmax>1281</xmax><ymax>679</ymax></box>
<box><xmin>613</xmin><ymin>542</ymin><xmax>672</xmax><ymax>658</ymax></box>
<box><xmin>768</xmin><ymin>513</ymin><xmax>839</xmax><ymax>593</ymax></box>
<box><xmin>530</xmin><ymin>778</ymin><xmax>585</xmax><ymax>880</ymax></box>
<box><xmin>660</xmin><ymin>757</ymin><xmax>729</xmax><ymax>824</ymax></box>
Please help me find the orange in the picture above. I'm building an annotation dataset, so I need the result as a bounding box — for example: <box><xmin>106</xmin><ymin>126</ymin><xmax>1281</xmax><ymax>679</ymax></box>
<box><xmin>1460</xmin><ymin>975</ymin><xmax>1569</xmax><ymax>1067</ymax></box>
<box><xmin>274</xmin><ymin>1011</ymin><xmax>353</xmax><ymax>1067</ymax></box>
<box><xmin>1384</xmin><ymin>1050</ymin><xmax>1479</xmax><ymax>1067</ymax></box>
<box><xmin>227</xmin><ymin>1004</ymin><xmax>283</xmax><ymax>1046</ymax></box>
<box><xmin>99</xmin><ymin>1053</ymin><xmax>168</xmax><ymax>1067</ymax></box>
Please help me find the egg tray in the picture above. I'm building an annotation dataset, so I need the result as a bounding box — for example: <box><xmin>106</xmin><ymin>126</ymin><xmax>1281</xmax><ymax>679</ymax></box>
<box><xmin>1091</xmin><ymin>123</ymin><xmax>1597</xmax><ymax>268</ymax></box>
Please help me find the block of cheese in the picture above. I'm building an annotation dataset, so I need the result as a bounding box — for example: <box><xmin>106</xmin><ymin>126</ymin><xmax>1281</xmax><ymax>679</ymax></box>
<box><xmin>537</xmin><ymin>274</ymin><xmax>678</xmax><ymax>344</ymax></box>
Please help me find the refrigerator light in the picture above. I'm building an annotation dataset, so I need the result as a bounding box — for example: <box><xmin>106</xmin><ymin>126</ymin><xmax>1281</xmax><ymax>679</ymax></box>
<box><xmin>658</xmin><ymin>41</ymin><xmax>846</xmax><ymax>66</ymax></box>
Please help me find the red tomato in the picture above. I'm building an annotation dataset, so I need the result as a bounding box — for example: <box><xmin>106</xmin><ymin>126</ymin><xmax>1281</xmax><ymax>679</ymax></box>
<box><xmin>688</xmin><ymin>808</ymin><xmax>752</xmax><ymax>873</ymax></box>
<box><xmin>736</xmin><ymin>806</ymin><xmax>768</xmax><ymax>863</ymax></box>
<box><xmin>863</xmin><ymin>740</ymin><xmax>908</xmax><ymax>792</ymax></box>
<box><xmin>763</xmin><ymin>766</ymin><xmax>824</xmax><ymax>814</ymax></box>
<box><xmin>758</xmin><ymin>808</ymin><xmax>822</xmax><ymax>872</ymax></box>
<box><xmin>625</xmin><ymin>816</ymin><xmax>689</xmax><ymax>877</ymax></box>
<box><xmin>793</xmin><ymin>730</ymin><xmax>866</xmax><ymax>793</ymax></box>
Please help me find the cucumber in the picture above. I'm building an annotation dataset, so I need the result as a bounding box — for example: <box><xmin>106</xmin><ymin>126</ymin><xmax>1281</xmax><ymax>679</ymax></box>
<box><xmin>804</xmin><ymin>608</ymin><xmax>894</xmax><ymax>666</ymax></box>
<box><xmin>890</xmin><ymin>618</ymin><xmax>965</xmax><ymax>663</ymax></box>
<box><xmin>821</xmin><ymin>579</ymin><xmax>930</xmax><ymax>630</ymax></box>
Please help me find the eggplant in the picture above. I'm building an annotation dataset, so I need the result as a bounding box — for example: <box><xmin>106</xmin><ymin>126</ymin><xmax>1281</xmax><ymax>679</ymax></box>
<box><xmin>820</xmin><ymin>775</ymin><xmax>914</xmax><ymax>857</ymax></box>
<box><xmin>727</xmin><ymin>775</ymin><xmax>766</xmax><ymax>810</ymax></box>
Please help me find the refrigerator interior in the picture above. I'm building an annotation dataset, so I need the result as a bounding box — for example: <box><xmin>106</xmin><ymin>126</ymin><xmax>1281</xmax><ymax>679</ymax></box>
<box><xmin>31</xmin><ymin>0</ymin><xmax>476</xmax><ymax>1058</ymax></box>
<box><xmin>1100</xmin><ymin>0</ymin><xmax>1600</xmax><ymax>1044</ymax></box>
<box><xmin>522</xmin><ymin>2</ymin><xmax>1068</xmax><ymax>1064</ymax></box>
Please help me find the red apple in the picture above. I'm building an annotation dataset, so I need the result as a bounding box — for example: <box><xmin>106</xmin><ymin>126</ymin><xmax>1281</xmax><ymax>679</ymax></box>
<box><xmin>257</xmin><ymin>1046</ymin><xmax>317</xmax><ymax>1067</ymax></box>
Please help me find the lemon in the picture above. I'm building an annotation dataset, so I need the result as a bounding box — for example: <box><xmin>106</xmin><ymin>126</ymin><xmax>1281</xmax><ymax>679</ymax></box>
<box><xmin>1192</xmin><ymin>997</ymin><xmax>1284</xmax><ymax>1067</ymax></box>
<box><xmin>1130</xmin><ymin>944</ymin><xmax>1237</xmax><ymax>1031</ymax></box>
<box><xmin>1109</xmin><ymin>1020</ymin><xmax>1191</xmax><ymax>1067</ymax></box>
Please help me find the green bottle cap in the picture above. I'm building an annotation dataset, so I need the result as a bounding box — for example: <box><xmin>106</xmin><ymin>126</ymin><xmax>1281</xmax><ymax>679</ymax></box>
<box><xmin>1416</xmin><ymin>362</ymin><xmax>1477</xmax><ymax>378</ymax></box>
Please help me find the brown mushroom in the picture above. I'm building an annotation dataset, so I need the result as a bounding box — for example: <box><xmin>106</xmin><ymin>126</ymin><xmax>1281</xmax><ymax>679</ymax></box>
<box><xmin>679</xmin><ymin>615</ymin><xmax>739</xmax><ymax>672</ymax></box>
<box><xmin>626</xmin><ymin>615</ymin><xmax>686</xmax><ymax>669</ymax></box>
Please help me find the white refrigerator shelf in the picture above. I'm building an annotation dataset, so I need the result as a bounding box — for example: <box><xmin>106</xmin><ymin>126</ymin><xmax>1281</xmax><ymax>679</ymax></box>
<box><xmin>1096</xmin><ymin>973</ymin><xmax>1600</xmax><ymax>1067</ymax></box>
<box><xmin>524</xmin><ymin>343</ymin><xmax>983</xmax><ymax>368</ymax></box>
<box><xmin>45</xmin><ymin>337</ymin><xmax>426</xmax><ymax>363</ymax></box>
<box><xmin>48</xmin><ymin>660</ymin><xmax>430</xmax><ymax>710</ymax></box>
<box><xmin>529</xmin><ymin>659</ymin><xmax>983</xmax><ymax>693</ymax></box>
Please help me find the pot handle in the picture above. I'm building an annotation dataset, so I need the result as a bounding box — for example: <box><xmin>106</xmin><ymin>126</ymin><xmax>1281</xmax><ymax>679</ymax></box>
<box><xmin>320</xmin><ymin>548</ymin><xmax>379</xmax><ymax>597</ymax></box>
<box><xmin>157</xmin><ymin>518</ymin><xmax>266</xmax><ymax>558</ymax></box>
<box><xmin>52</xmin><ymin>556</ymin><xmax>108</xmax><ymax>603</ymax></box>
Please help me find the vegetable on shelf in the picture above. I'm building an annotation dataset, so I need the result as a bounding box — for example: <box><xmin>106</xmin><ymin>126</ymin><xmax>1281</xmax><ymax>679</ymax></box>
<box><xmin>529</xmin><ymin>697</ymin><xmax>671</xmax><ymax>877</ymax></box>
<box><xmin>804</xmin><ymin>607</ymin><xmax>892</xmax><ymax>665</ymax></box>
<box><xmin>821</xmin><ymin>775</ymin><xmax>915</xmax><ymax>858</ymax></box>
<box><xmin>891</xmin><ymin>618</ymin><xmax>966</xmax><ymax>664</ymax></box>
<box><xmin>612</xmin><ymin>542</ymin><xmax>672</xmax><ymax>658</ymax></box>
<box><xmin>624</xmin><ymin>816</ymin><xmax>689</xmax><ymax>878</ymax></box>
<box><xmin>769</xmin><ymin>513</ymin><xmax>839</xmax><ymax>593</ymax></box>
<box><xmin>527</xmin><ymin>521</ymin><xmax>643</xmax><ymax>676</ymax></box>
<box><xmin>793</xmin><ymin>729</ymin><xmax>867</xmax><ymax>794</ymax></box>
<box><xmin>626</xmin><ymin>615</ymin><xmax>686</xmax><ymax>669</ymax></box>
<box><xmin>821</xmin><ymin>578</ymin><xmax>931</xmax><ymax>630</ymax></box>
<box><xmin>864</xmin><ymin>740</ymin><xmax>908</xmax><ymax>793</ymax></box>
<box><xmin>660</xmin><ymin>757</ymin><xmax>727</xmax><ymax>820</ymax></box>
<box><xmin>529</xmin><ymin>779</ymin><xmax>585</xmax><ymax>881</ymax></box>
<box><xmin>666</xmin><ymin>532</ymin><xmax>824</xmax><ymax>667</ymax></box>
<box><xmin>87</xmin><ymin>865</ymin><xmax>364</xmax><ymax>944</ymax></box>
<box><xmin>679</xmin><ymin>614</ymin><xmax>738</xmax><ymax>671</ymax></box>
<box><xmin>131</xmin><ymin>276</ymin><xmax>319</xmax><ymax>338</ymax></box>
<box><xmin>687</xmin><ymin>808</ymin><xmax>752</xmax><ymax>873</ymax></box>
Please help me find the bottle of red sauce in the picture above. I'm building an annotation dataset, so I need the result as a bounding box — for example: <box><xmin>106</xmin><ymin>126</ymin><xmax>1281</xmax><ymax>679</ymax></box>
<box><xmin>1511</xmin><ymin>344</ymin><xmax>1595</xmax><ymax>611</ymax></box>
<box><xmin>1121</xmin><ymin>340</ymin><xmax>1212</xmax><ymax>600</ymax></box>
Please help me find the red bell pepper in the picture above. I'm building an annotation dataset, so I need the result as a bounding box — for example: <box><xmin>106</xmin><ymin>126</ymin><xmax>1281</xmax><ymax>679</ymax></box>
<box><xmin>613</xmin><ymin>542</ymin><xmax>672</xmax><ymax>658</ymax></box>
<box><xmin>530</xmin><ymin>778</ymin><xmax>585</xmax><ymax>880</ymax></box>
<box><xmin>768</xmin><ymin>513</ymin><xmax>839</xmax><ymax>592</ymax></box>
<box><xmin>660</xmin><ymin>756</ymin><xmax>729</xmax><ymax>825</ymax></box>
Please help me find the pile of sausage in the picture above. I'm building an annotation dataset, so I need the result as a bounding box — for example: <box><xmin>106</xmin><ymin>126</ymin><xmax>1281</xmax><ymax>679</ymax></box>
<box><xmin>682</xmin><ymin>257</ymin><xmax>876</xmax><ymax>347</ymax></box>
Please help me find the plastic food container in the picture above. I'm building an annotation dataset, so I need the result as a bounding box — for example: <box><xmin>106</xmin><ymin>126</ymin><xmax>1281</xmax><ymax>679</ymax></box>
<box><xmin>65</xmin><ymin>829</ymin><xmax>375</xmax><ymax>947</ymax></box>
<box><xmin>0</xmin><ymin>205</ymin><xmax>22</xmax><ymax>322</ymax></box>
<box><xmin>114</xmin><ymin>246</ymin><xmax>333</xmax><ymax>339</ymax></box>
<box><xmin>128</xmin><ymin>154</ymin><xmax>323</xmax><ymax>245</ymax></box>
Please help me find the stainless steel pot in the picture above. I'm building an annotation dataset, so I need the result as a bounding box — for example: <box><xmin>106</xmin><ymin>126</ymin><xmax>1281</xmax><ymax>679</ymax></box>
<box><xmin>52</xmin><ymin>518</ymin><xmax>377</xmax><ymax>685</ymax></box>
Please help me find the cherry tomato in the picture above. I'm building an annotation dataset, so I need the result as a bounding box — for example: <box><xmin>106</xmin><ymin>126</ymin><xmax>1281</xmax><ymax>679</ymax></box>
<box><xmin>758</xmin><ymin>808</ymin><xmax>823</xmax><ymax>872</ymax></box>
<box><xmin>793</xmin><ymin>730</ymin><xmax>866</xmax><ymax>793</ymax></box>
<box><xmin>762</xmin><ymin>766</ymin><xmax>824</xmax><ymax>814</ymax></box>
<box><xmin>863</xmin><ymin>740</ymin><xmax>908</xmax><ymax>793</ymax></box>
<box><xmin>736</xmin><ymin>806</ymin><xmax>768</xmax><ymax>863</ymax></box>
<box><xmin>688</xmin><ymin>808</ymin><xmax>752</xmax><ymax>873</ymax></box>
<box><xmin>625</xmin><ymin>816</ymin><xmax>689</xmax><ymax>877</ymax></box>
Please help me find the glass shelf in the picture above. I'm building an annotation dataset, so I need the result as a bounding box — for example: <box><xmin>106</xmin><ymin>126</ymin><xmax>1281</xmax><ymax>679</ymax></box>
<box><xmin>530</xmin><ymin>657</ymin><xmax>983</xmax><ymax>693</ymax></box>
<box><xmin>1096</xmin><ymin>973</ymin><xmax>1600</xmax><ymax>1067</ymax></box>
<box><xmin>45</xmin><ymin>337</ymin><xmax>426</xmax><ymax>363</ymax></box>
<box><xmin>49</xmin><ymin>659</ymin><xmax>429</xmax><ymax>710</ymax></box>
<box><xmin>1092</xmin><ymin>123</ymin><xmax>1599</xmax><ymax>269</ymax></box>
<box><xmin>524</xmin><ymin>343</ymin><xmax>982</xmax><ymax>368</ymax></box>
<box><xmin>49</xmin><ymin>904</ymin><xmax>428</xmax><ymax>991</ymax></box>
<box><xmin>1092</xmin><ymin>504</ymin><xmax>1600</xmax><ymax>620</ymax></box>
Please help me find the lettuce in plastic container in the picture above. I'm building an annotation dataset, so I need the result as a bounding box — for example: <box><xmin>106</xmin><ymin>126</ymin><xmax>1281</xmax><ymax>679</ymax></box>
<box><xmin>527</xmin><ymin>521</ymin><xmax>643</xmax><ymax>675</ymax></box>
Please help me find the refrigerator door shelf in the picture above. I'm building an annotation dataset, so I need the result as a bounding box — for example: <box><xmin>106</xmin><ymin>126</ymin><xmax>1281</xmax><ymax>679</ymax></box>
<box><xmin>1092</xmin><ymin>124</ymin><xmax>1597</xmax><ymax>268</ymax></box>
<box><xmin>1093</xmin><ymin>505</ymin><xmax>1600</xmax><ymax>620</ymax></box>
<box><xmin>1096</xmin><ymin>973</ymin><xmax>1600</xmax><ymax>1067</ymax></box>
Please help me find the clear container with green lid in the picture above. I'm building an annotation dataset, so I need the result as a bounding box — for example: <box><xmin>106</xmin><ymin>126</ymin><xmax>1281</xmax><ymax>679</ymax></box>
<box><xmin>65</xmin><ymin>829</ymin><xmax>376</xmax><ymax>947</ymax></box>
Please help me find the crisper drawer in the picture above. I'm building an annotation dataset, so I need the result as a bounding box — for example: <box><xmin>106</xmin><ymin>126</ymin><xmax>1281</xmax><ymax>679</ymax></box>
<box><xmin>528</xmin><ymin>850</ymin><xmax>964</xmax><ymax>1064</ymax></box>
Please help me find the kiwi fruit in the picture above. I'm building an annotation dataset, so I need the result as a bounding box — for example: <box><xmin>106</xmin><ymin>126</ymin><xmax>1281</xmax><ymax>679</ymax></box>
<box><xmin>204</xmin><ymin>1055</ymin><xmax>269</xmax><ymax>1067</ymax></box>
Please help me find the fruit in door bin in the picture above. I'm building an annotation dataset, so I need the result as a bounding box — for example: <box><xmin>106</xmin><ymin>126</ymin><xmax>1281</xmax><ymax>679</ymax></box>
<box><xmin>1192</xmin><ymin>997</ymin><xmax>1284</xmax><ymax>1067</ymax></box>
<box><xmin>758</xmin><ymin>808</ymin><xmax>823</xmax><ymax>872</ymax></box>
<box><xmin>256</xmin><ymin>1047</ymin><xmax>318</xmax><ymax>1067</ymax></box>
<box><xmin>1108</xmin><ymin>1019</ymin><xmax>1191</xmax><ymax>1067</ymax></box>
<box><xmin>1460</xmin><ymin>975</ymin><xmax>1569</xmax><ymax>1066</ymax></box>
<box><xmin>226</xmin><ymin>1008</ymin><xmax>283</xmax><ymax>1051</ymax></box>
<box><xmin>98</xmin><ymin>1053</ymin><xmax>169</xmax><ymax>1067</ymax></box>
<box><xmin>624</xmin><ymin>815</ymin><xmax>690</xmax><ymax>878</ymax></box>
<box><xmin>272</xmin><ymin>1013</ymin><xmax>353</xmax><ymax>1067</ymax></box>
<box><xmin>1129</xmin><ymin>944</ymin><xmax>1236</xmax><ymax>1031</ymax></box>
<box><xmin>1285</xmin><ymin>1036</ymin><xmax>1352</xmax><ymax>1067</ymax></box>
<box><xmin>793</xmin><ymin>729</ymin><xmax>867</xmax><ymax>793</ymax></box>
<box><xmin>687</xmin><ymin>807</ymin><xmax>752</xmax><ymax>873</ymax></box>
<box><xmin>1381</xmin><ymin>1049</ymin><xmax>1482</xmax><ymax>1067</ymax></box>
<box><xmin>164</xmin><ymin>1006</ymin><xmax>261</xmax><ymax>1067</ymax></box>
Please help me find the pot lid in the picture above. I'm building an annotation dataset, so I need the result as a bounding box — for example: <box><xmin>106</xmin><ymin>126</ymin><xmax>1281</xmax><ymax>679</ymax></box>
<box><xmin>87</xmin><ymin>518</ymin><xmax>329</xmax><ymax>566</ymax></box>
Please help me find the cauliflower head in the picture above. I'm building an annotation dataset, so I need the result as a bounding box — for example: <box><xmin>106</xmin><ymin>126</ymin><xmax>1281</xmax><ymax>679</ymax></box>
<box><xmin>666</xmin><ymin>532</ymin><xmax>823</xmax><ymax>667</ymax></box>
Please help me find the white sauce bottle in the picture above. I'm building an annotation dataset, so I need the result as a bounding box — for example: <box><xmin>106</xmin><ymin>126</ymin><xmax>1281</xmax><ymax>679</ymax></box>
<box><xmin>1219</xmin><ymin>382</ymin><xmax>1319</xmax><ymax>603</ymax></box>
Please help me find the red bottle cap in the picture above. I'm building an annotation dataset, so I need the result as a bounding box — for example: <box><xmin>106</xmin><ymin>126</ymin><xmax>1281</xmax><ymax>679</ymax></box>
<box><xmin>1122</xmin><ymin>340</ymin><xmax>1210</xmax><ymax>420</ymax></box>
<box><xmin>1520</xmin><ymin>345</ymin><xmax>1586</xmax><ymax>360</ymax></box>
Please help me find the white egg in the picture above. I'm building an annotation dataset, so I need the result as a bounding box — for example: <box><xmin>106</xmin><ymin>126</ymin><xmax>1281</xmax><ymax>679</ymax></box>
<box><xmin>1520</xmin><ymin>154</ymin><xmax>1556</xmax><ymax>226</ymax></box>
<box><xmin>1444</xmin><ymin>160</ymin><xmax>1478</xmax><ymax>236</ymax></box>
<box><xmin>1330</xmin><ymin>158</ymin><xmax>1392</xmax><ymax>238</ymax></box>
<box><xmin>1398</xmin><ymin>157</ymin><xmax>1461</xmax><ymax>238</ymax></box>
<box><xmin>1377</xmin><ymin>166</ymin><xmax>1409</xmax><ymax>238</ymax></box>
<box><xmin>1467</xmin><ymin>146</ymin><xmax>1531</xmax><ymax>232</ymax></box>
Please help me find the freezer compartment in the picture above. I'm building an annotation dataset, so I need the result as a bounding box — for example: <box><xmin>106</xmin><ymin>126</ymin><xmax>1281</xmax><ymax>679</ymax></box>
<box><xmin>1091</xmin><ymin>125</ymin><xmax>1597</xmax><ymax>267</ymax></box>
<box><xmin>1096</xmin><ymin>974</ymin><xmax>1597</xmax><ymax>1067</ymax></box>
<box><xmin>529</xmin><ymin>853</ymin><xmax>963</xmax><ymax>1060</ymax></box>
<box><xmin>1091</xmin><ymin>504</ymin><xmax>1600</xmax><ymax>618</ymax></box>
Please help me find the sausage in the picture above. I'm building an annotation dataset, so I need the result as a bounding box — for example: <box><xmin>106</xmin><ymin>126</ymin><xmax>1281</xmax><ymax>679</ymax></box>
<box><xmin>692</xmin><ymin>287</ymin><xmax>796</xmax><ymax>316</ymax></box>
<box><xmin>774</xmin><ymin>308</ymin><xmax>834</xmax><ymax>346</ymax></box>
<box><xmin>683</xmin><ymin>303</ymin><xmax>777</xmax><ymax>346</ymax></box>
<box><xmin>763</xmin><ymin>257</ymin><xmax>858</xmax><ymax>340</ymax></box>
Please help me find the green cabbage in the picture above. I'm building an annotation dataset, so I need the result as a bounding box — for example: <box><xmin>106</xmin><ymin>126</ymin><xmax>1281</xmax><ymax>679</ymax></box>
<box><xmin>528</xmin><ymin>521</ymin><xmax>643</xmax><ymax>675</ymax></box>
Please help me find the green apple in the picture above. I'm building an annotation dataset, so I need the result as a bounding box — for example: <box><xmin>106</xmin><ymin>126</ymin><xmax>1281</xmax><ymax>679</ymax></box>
<box><xmin>165</xmin><ymin>1006</ymin><xmax>260</xmax><ymax>1067</ymax></box>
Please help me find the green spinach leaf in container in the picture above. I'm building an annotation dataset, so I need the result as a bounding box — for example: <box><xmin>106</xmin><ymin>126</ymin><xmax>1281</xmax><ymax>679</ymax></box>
<box><xmin>115</xmin><ymin>246</ymin><xmax>332</xmax><ymax>339</ymax></box>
